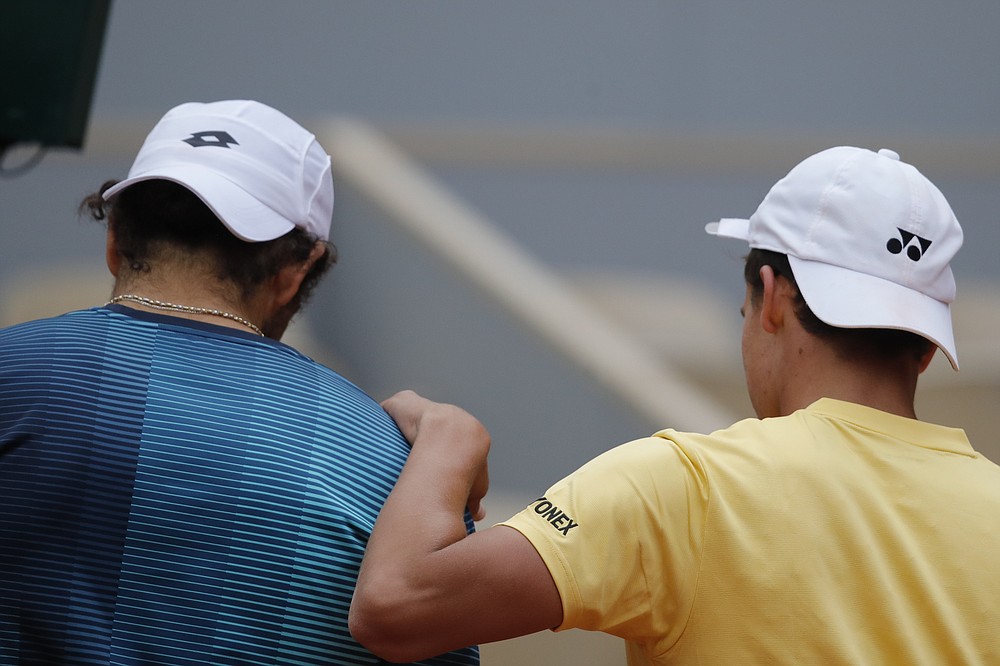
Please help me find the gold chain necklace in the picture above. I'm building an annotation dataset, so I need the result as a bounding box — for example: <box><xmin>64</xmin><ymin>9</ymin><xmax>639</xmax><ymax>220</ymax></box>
<box><xmin>106</xmin><ymin>294</ymin><xmax>264</xmax><ymax>336</ymax></box>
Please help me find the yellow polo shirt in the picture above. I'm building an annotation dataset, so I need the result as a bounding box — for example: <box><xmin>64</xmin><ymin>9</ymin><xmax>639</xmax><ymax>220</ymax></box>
<box><xmin>501</xmin><ymin>399</ymin><xmax>1000</xmax><ymax>664</ymax></box>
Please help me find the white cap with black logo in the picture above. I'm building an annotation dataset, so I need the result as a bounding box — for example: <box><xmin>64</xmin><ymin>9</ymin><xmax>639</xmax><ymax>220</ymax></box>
<box><xmin>104</xmin><ymin>99</ymin><xmax>334</xmax><ymax>242</ymax></box>
<box><xmin>707</xmin><ymin>146</ymin><xmax>963</xmax><ymax>369</ymax></box>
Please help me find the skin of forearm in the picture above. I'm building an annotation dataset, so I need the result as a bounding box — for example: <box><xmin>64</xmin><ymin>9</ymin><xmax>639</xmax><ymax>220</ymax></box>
<box><xmin>350</xmin><ymin>409</ymin><xmax>488</xmax><ymax>659</ymax></box>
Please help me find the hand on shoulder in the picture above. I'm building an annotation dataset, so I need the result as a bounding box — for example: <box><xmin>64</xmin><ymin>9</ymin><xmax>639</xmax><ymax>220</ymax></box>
<box><xmin>381</xmin><ymin>390</ymin><xmax>491</xmax><ymax>521</ymax></box>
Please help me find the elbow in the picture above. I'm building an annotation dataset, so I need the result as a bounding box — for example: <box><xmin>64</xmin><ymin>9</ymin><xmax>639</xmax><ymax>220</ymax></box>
<box><xmin>349</xmin><ymin>588</ymin><xmax>432</xmax><ymax>663</ymax></box>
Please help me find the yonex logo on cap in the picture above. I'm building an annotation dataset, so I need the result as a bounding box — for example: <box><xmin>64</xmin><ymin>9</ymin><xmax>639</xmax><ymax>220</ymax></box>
<box><xmin>183</xmin><ymin>131</ymin><xmax>239</xmax><ymax>148</ymax></box>
<box><xmin>707</xmin><ymin>146</ymin><xmax>963</xmax><ymax>370</ymax></box>
<box><xmin>886</xmin><ymin>228</ymin><xmax>933</xmax><ymax>262</ymax></box>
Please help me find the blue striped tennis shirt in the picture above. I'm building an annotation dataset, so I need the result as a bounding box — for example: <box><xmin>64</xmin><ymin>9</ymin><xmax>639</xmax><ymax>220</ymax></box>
<box><xmin>0</xmin><ymin>305</ymin><xmax>478</xmax><ymax>666</ymax></box>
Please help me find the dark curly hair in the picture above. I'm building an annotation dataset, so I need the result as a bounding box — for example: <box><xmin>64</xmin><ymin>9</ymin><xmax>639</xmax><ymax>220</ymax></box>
<box><xmin>744</xmin><ymin>248</ymin><xmax>932</xmax><ymax>364</ymax></box>
<box><xmin>81</xmin><ymin>179</ymin><xmax>336</xmax><ymax>306</ymax></box>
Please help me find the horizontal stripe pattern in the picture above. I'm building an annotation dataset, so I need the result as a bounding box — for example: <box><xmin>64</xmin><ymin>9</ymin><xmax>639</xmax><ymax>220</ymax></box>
<box><xmin>0</xmin><ymin>308</ymin><xmax>477</xmax><ymax>666</ymax></box>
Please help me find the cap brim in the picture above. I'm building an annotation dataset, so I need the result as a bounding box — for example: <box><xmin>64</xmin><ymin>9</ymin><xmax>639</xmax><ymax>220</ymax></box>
<box><xmin>103</xmin><ymin>165</ymin><xmax>294</xmax><ymax>242</ymax></box>
<box><xmin>705</xmin><ymin>218</ymin><xmax>751</xmax><ymax>241</ymax></box>
<box><xmin>789</xmin><ymin>255</ymin><xmax>958</xmax><ymax>370</ymax></box>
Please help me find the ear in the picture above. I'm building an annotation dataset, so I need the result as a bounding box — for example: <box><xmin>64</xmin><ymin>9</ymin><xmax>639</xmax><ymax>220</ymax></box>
<box><xmin>272</xmin><ymin>240</ymin><xmax>327</xmax><ymax>309</ymax></box>
<box><xmin>917</xmin><ymin>345</ymin><xmax>937</xmax><ymax>374</ymax></box>
<box><xmin>105</xmin><ymin>225</ymin><xmax>121</xmax><ymax>278</ymax></box>
<box><xmin>758</xmin><ymin>265</ymin><xmax>786</xmax><ymax>334</ymax></box>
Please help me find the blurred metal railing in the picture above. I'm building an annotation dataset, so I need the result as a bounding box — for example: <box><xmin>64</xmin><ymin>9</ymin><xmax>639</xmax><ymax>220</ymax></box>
<box><xmin>319</xmin><ymin>118</ymin><xmax>736</xmax><ymax>432</ymax></box>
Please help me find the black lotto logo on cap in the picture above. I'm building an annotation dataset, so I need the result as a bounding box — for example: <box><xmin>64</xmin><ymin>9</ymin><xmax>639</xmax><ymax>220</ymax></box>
<box><xmin>183</xmin><ymin>131</ymin><xmax>239</xmax><ymax>148</ymax></box>
<box><xmin>101</xmin><ymin>100</ymin><xmax>334</xmax><ymax>243</ymax></box>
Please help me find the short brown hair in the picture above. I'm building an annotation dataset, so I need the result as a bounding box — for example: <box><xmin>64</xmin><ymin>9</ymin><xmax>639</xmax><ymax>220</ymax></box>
<box><xmin>744</xmin><ymin>248</ymin><xmax>932</xmax><ymax>364</ymax></box>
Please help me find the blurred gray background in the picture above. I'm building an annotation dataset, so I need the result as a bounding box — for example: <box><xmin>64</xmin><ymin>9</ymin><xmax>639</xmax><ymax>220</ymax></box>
<box><xmin>5</xmin><ymin>0</ymin><xmax>1000</xmax><ymax>486</ymax></box>
<box><xmin>3</xmin><ymin>4</ymin><xmax>999</xmax><ymax>660</ymax></box>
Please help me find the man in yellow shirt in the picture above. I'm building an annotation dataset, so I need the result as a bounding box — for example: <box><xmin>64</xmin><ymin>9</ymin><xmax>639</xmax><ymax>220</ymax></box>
<box><xmin>349</xmin><ymin>147</ymin><xmax>1000</xmax><ymax>664</ymax></box>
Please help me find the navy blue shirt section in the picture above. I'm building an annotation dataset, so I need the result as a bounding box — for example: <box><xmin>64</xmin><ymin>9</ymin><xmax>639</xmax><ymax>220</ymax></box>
<box><xmin>0</xmin><ymin>306</ymin><xmax>478</xmax><ymax>666</ymax></box>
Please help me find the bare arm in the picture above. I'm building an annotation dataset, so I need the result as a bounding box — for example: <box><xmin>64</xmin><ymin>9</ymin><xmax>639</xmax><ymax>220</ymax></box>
<box><xmin>349</xmin><ymin>390</ymin><xmax>563</xmax><ymax>662</ymax></box>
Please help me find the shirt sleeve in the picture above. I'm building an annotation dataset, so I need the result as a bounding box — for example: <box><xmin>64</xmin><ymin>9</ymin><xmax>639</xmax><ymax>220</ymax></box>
<box><xmin>499</xmin><ymin>433</ymin><xmax>709</xmax><ymax>648</ymax></box>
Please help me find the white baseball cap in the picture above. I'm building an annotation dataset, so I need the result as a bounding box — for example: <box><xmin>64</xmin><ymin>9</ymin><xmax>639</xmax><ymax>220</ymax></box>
<box><xmin>706</xmin><ymin>146</ymin><xmax>963</xmax><ymax>370</ymax></box>
<box><xmin>103</xmin><ymin>100</ymin><xmax>334</xmax><ymax>242</ymax></box>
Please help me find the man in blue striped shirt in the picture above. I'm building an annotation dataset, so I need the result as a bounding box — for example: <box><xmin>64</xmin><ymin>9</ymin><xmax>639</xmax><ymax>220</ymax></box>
<box><xmin>0</xmin><ymin>100</ymin><xmax>477</xmax><ymax>666</ymax></box>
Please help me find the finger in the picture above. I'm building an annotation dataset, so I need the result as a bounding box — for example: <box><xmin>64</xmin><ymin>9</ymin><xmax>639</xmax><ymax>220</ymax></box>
<box><xmin>379</xmin><ymin>388</ymin><xmax>420</xmax><ymax>411</ymax></box>
<box><xmin>381</xmin><ymin>390</ymin><xmax>428</xmax><ymax>441</ymax></box>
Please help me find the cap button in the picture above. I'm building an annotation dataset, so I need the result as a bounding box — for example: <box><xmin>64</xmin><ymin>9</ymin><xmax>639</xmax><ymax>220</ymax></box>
<box><xmin>878</xmin><ymin>148</ymin><xmax>900</xmax><ymax>161</ymax></box>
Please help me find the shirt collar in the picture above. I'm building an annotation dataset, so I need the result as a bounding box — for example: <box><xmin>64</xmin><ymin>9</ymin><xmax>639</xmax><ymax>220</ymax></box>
<box><xmin>804</xmin><ymin>398</ymin><xmax>975</xmax><ymax>457</ymax></box>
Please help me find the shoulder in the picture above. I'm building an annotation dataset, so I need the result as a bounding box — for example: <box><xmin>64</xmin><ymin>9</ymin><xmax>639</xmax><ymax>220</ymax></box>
<box><xmin>1</xmin><ymin>309</ymin><xmax>87</xmax><ymax>333</ymax></box>
<box><xmin>556</xmin><ymin>415</ymin><xmax>807</xmax><ymax>484</ymax></box>
<box><xmin>656</xmin><ymin>409</ymin><xmax>826</xmax><ymax>463</ymax></box>
<box><xmin>0</xmin><ymin>310</ymin><xmax>105</xmax><ymax>360</ymax></box>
